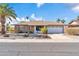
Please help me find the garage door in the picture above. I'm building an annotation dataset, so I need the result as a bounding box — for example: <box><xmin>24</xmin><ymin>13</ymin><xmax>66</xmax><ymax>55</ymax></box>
<box><xmin>48</xmin><ymin>26</ymin><xmax>64</xmax><ymax>34</ymax></box>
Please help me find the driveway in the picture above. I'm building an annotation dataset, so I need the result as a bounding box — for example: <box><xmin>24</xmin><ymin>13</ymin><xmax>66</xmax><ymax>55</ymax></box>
<box><xmin>48</xmin><ymin>34</ymin><xmax>79</xmax><ymax>42</ymax></box>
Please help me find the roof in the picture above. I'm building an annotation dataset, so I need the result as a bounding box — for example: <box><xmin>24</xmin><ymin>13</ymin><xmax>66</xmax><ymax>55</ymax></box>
<box><xmin>69</xmin><ymin>20</ymin><xmax>79</xmax><ymax>26</ymax></box>
<box><xmin>15</xmin><ymin>21</ymin><xmax>64</xmax><ymax>26</ymax></box>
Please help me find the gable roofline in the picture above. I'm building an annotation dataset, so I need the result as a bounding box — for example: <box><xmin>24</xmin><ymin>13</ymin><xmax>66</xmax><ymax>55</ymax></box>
<box><xmin>15</xmin><ymin>21</ymin><xmax>64</xmax><ymax>26</ymax></box>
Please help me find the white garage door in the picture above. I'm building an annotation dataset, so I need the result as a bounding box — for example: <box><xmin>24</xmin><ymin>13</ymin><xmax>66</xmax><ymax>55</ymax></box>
<box><xmin>48</xmin><ymin>26</ymin><xmax>64</xmax><ymax>34</ymax></box>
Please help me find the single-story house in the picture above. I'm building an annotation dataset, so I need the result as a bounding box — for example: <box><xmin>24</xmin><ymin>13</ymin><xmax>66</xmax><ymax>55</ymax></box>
<box><xmin>14</xmin><ymin>21</ymin><xmax>64</xmax><ymax>34</ymax></box>
<box><xmin>65</xmin><ymin>19</ymin><xmax>79</xmax><ymax>35</ymax></box>
<box><xmin>68</xmin><ymin>20</ymin><xmax>79</xmax><ymax>27</ymax></box>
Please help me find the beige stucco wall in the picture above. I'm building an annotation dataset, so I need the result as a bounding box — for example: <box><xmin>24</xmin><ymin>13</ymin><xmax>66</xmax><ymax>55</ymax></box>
<box><xmin>64</xmin><ymin>25</ymin><xmax>69</xmax><ymax>34</ymax></box>
<box><xmin>64</xmin><ymin>25</ymin><xmax>79</xmax><ymax>35</ymax></box>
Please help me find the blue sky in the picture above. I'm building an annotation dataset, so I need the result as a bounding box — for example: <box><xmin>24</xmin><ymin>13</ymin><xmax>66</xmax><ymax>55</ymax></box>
<box><xmin>8</xmin><ymin>3</ymin><xmax>79</xmax><ymax>24</ymax></box>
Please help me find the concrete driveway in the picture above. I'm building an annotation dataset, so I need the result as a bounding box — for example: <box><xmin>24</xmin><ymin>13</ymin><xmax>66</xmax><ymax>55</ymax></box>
<box><xmin>48</xmin><ymin>34</ymin><xmax>79</xmax><ymax>42</ymax></box>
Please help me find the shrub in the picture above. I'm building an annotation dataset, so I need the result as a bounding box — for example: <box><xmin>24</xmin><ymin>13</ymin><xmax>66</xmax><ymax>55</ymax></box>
<box><xmin>40</xmin><ymin>27</ymin><xmax>48</xmax><ymax>34</ymax></box>
<box><xmin>29</xmin><ymin>30</ymin><xmax>33</xmax><ymax>33</ymax></box>
<box><xmin>66</xmin><ymin>28</ymin><xmax>79</xmax><ymax>35</ymax></box>
<box><xmin>7</xmin><ymin>25</ymin><xmax>15</xmax><ymax>33</ymax></box>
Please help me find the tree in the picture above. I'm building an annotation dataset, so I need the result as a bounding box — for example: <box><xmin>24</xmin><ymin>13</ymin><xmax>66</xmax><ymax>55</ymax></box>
<box><xmin>57</xmin><ymin>18</ymin><xmax>61</xmax><ymax>23</ymax></box>
<box><xmin>77</xmin><ymin>16</ymin><xmax>79</xmax><ymax>20</ymax></box>
<box><xmin>26</xmin><ymin>16</ymin><xmax>30</xmax><ymax>21</ymax></box>
<box><xmin>0</xmin><ymin>3</ymin><xmax>16</xmax><ymax>34</ymax></box>
<box><xmin>26</xmin><ymin>16</ymin><xmax>29</xmax><ymax>19</ymax></box>
<box><xmin>61</xmin><ymin>19</ymin><xmax>65</xmax><ymax>23</ymax></box>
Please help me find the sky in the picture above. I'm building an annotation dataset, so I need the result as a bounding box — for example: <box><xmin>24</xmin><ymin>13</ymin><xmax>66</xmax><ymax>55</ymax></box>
<box><xmin>7</xmin><ymin>3</ymin><xmax>79</xmax><ymax>24</ymax></box>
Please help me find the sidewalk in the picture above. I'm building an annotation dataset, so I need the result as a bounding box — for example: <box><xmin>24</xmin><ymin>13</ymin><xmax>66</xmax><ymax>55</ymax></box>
<box><xmin>0</xmin><ymin>34</ymin><xmax>79</xmax><ymax>42</ymax></box>
<box><xmin>0</xmin><ymin>38</ymin><xmax>79</xmax><ymax>42</ymax></box>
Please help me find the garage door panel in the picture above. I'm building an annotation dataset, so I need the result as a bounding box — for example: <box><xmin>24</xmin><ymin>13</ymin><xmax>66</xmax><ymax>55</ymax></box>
<box><xmin>48</xmin><ymin>26</ymin><xmax>63</xmax><ymax>34</ymax></box>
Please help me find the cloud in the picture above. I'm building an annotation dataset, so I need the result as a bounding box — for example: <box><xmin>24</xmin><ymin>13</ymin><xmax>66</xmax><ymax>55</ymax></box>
<box><xmin>72</xmin><ymin>5</ymin><xmax>79</xmax><ymax>12</ymax></box>
<box><xmin>66</xmin><ymin>4</ymin><xmax>79</xmax><ymax>12</ymax></box>
<box><xmin>36</xmin><ymin>3</ymin><xmax>44</xmax><ymax>8</ymax></box>
<box><xmin>16</xmin><ymin>17</ymin><xmax>30</xmax><ymax>22</ymax></box>
<box><xmin>6</xmin><ymin>17</ymin><xmax>30</xmax><ymax>24</ymax></box>
<box><xmin>30</xmin><ymin>13</ymin><xmax>44</xmax><ymax>21</ymax></box>
<box><xmin>6</xmin><ymin>17</ymin><xmax>18</xmax><ymax>24</ymax></box>
<box><xmin>30</xmin><ymin>13</ymin><xmax>36</xmax><ymax>19</ymax></box>
<box><xmin>35</xmin><ymin>17</ymin><xmax>43</xmax><ymax>21</ymax></box>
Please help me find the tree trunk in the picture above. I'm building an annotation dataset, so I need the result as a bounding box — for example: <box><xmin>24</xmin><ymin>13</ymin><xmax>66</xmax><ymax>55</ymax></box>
<box><xmin>1</xmin><ymin>16</ymin><xmax>6</xmax><ymax>34</ymax></box>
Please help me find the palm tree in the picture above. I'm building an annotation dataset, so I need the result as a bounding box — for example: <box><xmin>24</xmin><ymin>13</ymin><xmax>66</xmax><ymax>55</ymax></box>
<box><xmin>25</xmin><ymin>16</ymin><xmax>30</xmax><ymax>36</ymax></box>
<box><xmin>61</xmin><ymin>19</ymin><xmax>65</xmax><ymax>23</ymax></box>
<box><xmin>77</xmin><ymin>16</ymin><xmax>79</xmax><ymax>20</ymax></box>
<box><xmin>0</xmin><ymin>3</ymin><xmax>16</xmax><ymax>34</ymax></box>
<box><xmin>26</xmin><ymin>16</ymin><xmax>29</xmax><ymax>20</ymax></box>
<box><xmin>57</xmin><ymin>18</ymin><xmax>61</xmax><ymax>23</ymax></box>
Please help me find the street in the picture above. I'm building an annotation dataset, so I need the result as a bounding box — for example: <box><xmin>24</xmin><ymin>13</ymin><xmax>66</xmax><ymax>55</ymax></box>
<box><xmin>0</xmin><ymin>42</ymin><xmax>79</xmax><ymax>56</ymax></box>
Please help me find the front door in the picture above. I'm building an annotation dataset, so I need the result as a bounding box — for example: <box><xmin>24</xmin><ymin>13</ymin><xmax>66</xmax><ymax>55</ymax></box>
<box><xmin>34</xmin><ymin>26</ymin><xmax>43</xmax><ymax>34</ymax></box>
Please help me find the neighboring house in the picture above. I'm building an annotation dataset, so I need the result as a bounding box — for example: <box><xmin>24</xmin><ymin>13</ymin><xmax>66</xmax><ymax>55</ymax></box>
<box><xmin>64</xmin><ymin>19</ymin><xmax>79</xmax><ymax>35</ymax></box>
<box><xmin>14</xmin><ymin>21</ymin><xmax>64</xmax><ymax>34</ymax></box>
<box><xmin>68</xmin><ymin>20</ymin><xmax>79</xmax><ymax>28</ymax></box>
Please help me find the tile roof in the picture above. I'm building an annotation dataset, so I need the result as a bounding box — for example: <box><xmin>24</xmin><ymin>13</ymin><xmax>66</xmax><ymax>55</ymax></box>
<box><xmin>69</xmin><ymin>20</ymin><xmax>79</xmax><ymax>25</ymax></box>
<box><xmin>15</xmin><ymin>21</ymin><xmax>64</xmax><ymax>26</ymax></box>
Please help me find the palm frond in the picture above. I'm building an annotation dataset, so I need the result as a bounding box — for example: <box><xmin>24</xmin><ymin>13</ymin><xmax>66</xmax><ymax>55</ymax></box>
<box><xmin>8</xmin><ymin>17</ymin><xmax>12</xmax><ymax>21</ymax></box>
<box><xmin>6</xmin><ymin>7</ymin><xmax>17</xmax><ymax>17</ymax></box>
<box><xmin>10</xmin><ymin>14</ymin><xmax>16</xmax><ymax>19</ymax></box>
<box><xmin>0</xmin><ymin>3</ymin><xmax>8</xmax><ymax>8</ymax></box>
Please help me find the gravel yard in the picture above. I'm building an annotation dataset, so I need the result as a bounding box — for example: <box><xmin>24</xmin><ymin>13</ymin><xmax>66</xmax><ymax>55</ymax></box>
<box><xmin>0</xmin><ymin>34</ymin><xmax>78</xmax><ymax>42</ymax></box>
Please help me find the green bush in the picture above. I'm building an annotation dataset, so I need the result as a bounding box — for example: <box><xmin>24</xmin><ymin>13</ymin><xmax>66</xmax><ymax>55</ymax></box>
<box><xmin>40</xmin><ymin>27</ymin><xmax>48</xmax><ymax>34</ymax></box>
